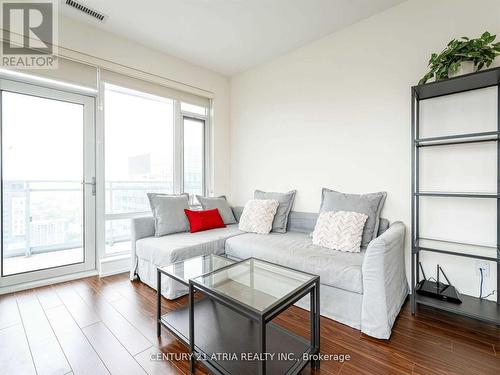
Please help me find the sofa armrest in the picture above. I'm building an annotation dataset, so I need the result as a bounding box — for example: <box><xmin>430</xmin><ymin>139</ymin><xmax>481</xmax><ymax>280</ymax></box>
<box><xmin>361</xmin><ymin>221</ymin><xmax>408</xmax><ymax>339</ymax></box>
<box><xmin>130</xmin><ymin>216</ymin><xmax>155</xmax><ymax>280</ymax></box>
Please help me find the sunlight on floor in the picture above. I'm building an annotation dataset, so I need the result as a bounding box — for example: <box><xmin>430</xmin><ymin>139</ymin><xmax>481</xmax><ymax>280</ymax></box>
<box><xmin>3</xmin><ymin>248</ymin><xmax>83</xmax><ymax>275</ymax></box>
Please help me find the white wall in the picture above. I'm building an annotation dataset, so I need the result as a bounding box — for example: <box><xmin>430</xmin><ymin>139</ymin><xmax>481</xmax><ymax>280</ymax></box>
<box><xmin>229</xmin><ymin>0</ymin><xmax>500</xmax><ymax>297</ymax></box>
<box><xmin>58</xmin><ymin>16</ymin><xmax>231</xmax><ymax>196</ymax></box>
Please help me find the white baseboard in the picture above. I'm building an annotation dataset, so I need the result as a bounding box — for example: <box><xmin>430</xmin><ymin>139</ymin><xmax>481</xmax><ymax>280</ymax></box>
<box><xmin>0</xmin><ymin>270</ymin><xmax>99</xmax><ymax>295</ymax></box>
<box><xmin>99</xmin><ymin>254</ymin><xmax>131</xmax><ymax>277</ymax></box>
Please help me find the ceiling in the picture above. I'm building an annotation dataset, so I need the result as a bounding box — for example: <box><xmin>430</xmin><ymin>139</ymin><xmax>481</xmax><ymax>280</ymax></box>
<box><xmin>60</xmin><ymin>0</ymin><xmax>406</xmax><ymax>76</ymax></box>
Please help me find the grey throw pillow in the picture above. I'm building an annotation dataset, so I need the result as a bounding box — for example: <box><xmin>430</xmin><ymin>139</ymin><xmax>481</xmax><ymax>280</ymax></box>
<box><xmin>319</xmin><ymin>188</ymin><xmax>387</xmax><ymax>248</ymax></box>
<box><xmin>254</xmin><ymin>189</ymin><xmax>296</xmax><ymax>233</ymax></box>
<box><xmin>147</xmin><ymin>193</ymin><xmax>190</xmax><ymax>236</ymax></box>
<box><xmin>196</xmin><ymin>195</ymin><xmax>237</xmax><ymax>225</ymax></box>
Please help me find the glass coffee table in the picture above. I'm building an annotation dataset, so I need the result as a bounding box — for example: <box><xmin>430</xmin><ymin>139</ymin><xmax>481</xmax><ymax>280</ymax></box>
<box><xmin>157</xmin><ymin>256</ymin><xmax>320</xmax><ymax>375</ymax></box>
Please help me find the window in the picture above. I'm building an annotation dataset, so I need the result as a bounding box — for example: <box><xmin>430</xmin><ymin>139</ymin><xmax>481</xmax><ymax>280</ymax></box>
<box><xmin>183</xmin><ymin>117</ymin><xmax>205</xmax><ymax>198</ymax></box>
<box><xmin>103</xmin><ymin>83</ymin><xmax>209</xmax><ymax>254</ymax></box>
<box><xmin>104</xmin><ymin>84</ymin><xmax>174</xmax><ymax>254</ymax></box>
<box><xmin>0</xmin><ymin>62</ymin><xmax>210</xmax><ymax>287</ymax></box>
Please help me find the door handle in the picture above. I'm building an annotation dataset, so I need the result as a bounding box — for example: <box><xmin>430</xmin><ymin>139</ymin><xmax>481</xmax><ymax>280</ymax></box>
<box><xmin>82</xmin><ymin>177</ymin><xmax>96</xmax><ymax>196</ymax></box>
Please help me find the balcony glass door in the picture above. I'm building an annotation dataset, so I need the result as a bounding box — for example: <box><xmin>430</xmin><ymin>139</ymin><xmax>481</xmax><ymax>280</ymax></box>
<box><xmin>0</xmin><ymin>80</ymin><xmax>95</xmax><ymax>286</ymax></box>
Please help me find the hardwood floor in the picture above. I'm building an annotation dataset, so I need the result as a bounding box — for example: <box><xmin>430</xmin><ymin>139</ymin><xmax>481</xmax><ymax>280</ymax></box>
<box><xmin>0</xmin><ymin>273</ymin><xmax>499</xmax><ymax>375</ymax></box>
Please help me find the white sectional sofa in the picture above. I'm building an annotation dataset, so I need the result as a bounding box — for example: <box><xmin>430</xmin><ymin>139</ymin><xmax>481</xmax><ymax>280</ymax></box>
<box><xmin>130</xmin><ymin>208</ymin><xmax>408</xmax><ymax>339</ymax></box>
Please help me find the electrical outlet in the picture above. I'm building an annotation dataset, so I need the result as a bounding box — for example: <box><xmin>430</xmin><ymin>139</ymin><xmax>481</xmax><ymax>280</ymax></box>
<box><xmin>475</xmin><ymin>261</ymin><xmax>490</xmax><ymax>277</ymax></box>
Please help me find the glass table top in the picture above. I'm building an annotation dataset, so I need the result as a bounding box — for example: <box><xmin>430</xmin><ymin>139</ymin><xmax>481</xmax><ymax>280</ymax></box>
<box><xmin>160</xmin><ymin>254</ymin><xmax>235</xmax><ymax>284</ymax></box>
<box><xmin>192</xmin><ymin>258</ymin><xmax>316</xmax><ymax>313</ymax></box>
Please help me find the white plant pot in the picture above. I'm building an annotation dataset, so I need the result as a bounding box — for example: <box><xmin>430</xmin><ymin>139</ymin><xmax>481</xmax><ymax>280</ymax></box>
<box><xmin>449</xmin><ymin>61</ymin><xmax>476</xmax><ymax>78</ymax></box>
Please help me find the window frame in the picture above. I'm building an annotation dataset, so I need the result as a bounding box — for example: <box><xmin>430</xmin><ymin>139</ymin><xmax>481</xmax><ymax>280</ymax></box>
<box><xmin>98</xmin><ymin>81</ymin><xmax>211</xmax><ymax>257</ymax></box>
<box><xmin>180</xmin><ymin>113</ymin><xmax>209</xmax><ymax>203</ymax></box>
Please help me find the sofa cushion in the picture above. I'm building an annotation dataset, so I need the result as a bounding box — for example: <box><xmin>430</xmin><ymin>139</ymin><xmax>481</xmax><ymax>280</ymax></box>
<box><xmin>312</xmin><ymin>211</ymin><xmax>368</xmax><ymax>253</ymax></box>
<box><xmin>320</xmin><ymin>188</ymin><xmax>387</xmax><ymax>248</ymax></box>
<box><xmin>225</xmin><ymin>231</ymin><xmax>364</xmax><ymax>294</ymax></box>
<box><xmin>136</xmin><ymin>224</ymin><xmax>243</xmax><ymax>266</ymax></box>
<box><xmin>378</xmin><ymin>218</ymin><xmax>390</xmax><ymax>236</ymax></box>
<box><xmin>147</xmin><ymin>193</ymin><xmax>190</xmax><ymax>236</ymax></box>
<box><xmin>232</xmin><ymin>207</ymin><xmax>390</xmax><ymax>236</ymax></box>
<box><xmin>197</xmin><ymin>195</ymin><xmax>237</xmax><ymax>225</ymax></box>
<box><xmin>184</xmin><ymin>209</ymin><xmax>225</xmax><ymax>233</ymax></box>
<box><xmin>254</xmin><ymin>190</ymin><xmax>296</xmax><ymax>233</ymax></box>
<box><xmin>239</xmin><ymin>199</ymin><xmax>279</xmax><ymax>234</ymax></box>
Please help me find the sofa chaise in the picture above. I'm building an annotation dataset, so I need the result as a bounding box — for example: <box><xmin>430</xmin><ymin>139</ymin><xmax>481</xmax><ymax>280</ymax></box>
<box><xmin>130</xmin><ymin>208</ymin><xmax>408</xmax><ymax>339</ymax></box>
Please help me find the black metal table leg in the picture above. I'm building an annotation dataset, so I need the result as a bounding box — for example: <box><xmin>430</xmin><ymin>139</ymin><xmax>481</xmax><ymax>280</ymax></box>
<box><xmin>310</xmin><ymin>284</ymin><xmax>315</xmax><ymax>367</ymax></box>
<box><xmin>189</xmin><ymin>282</ymin><xmax>195</xmax><ymax>374</ymax></box>
<box><xmin>258</xmin><ymin>316</ymin><xmax>266</xmax><ymax>375</ymax></box>
<box><xmin>157</xmin><ymin>269</ymin><xmax>161</xmax><ymax>337</ymax></box>
<box><xmin>312</xmin><ymin>280</ymin><xmax>320</xmax><ymax>369</ymax></box>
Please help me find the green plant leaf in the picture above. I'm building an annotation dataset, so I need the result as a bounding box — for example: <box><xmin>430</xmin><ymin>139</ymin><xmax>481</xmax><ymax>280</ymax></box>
<box><xmin>419</xmin><ymin>31</ymin><xmax>499</xmax><ymax>84</ymax></box>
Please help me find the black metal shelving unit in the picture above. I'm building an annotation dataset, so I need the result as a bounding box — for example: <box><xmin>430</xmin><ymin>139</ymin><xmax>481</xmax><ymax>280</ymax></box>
<box><xmin>411</xmin><ymin>67</ymin><xmax>500</xmax><ymax>325</ymax></box>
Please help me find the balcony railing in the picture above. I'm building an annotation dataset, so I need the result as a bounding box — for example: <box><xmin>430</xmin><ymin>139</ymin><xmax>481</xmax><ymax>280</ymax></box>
<box><xmin>3</xmin><ymin>180</ymin><xmax>174</xmax><ymax>258</ymax></box>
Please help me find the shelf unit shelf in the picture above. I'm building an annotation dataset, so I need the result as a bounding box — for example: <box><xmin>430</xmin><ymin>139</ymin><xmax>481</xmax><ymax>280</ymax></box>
<box><xmin>415</xmin><ymin>130</ymin><xmax>500</xmax><ymax>147</ymax></box>
<box><xmin>416</xmin><ymin>294</ymin><xmax>500</xmax><ymax>325</ymax></box>
<box><xmin>415</xmin><ymin>67</ymin><xmax>500</xmax><ymax>100</ymax></box>
<box><xmin>414</xmin><ymin>238</ymin><xmax>498</xmax><ymax>262</ymax></box>
<box><xmin>414</xmin><ymin>192</ymin><xmax>500</xmax><ymax>198</ymax></box>
<box><xmin>411</xmin><ymin>67</ymin><xmax>500</xmax><ymax>325</ymax></box>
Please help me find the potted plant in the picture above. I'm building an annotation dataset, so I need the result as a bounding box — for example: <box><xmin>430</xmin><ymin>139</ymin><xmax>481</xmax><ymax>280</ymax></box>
<box><xmin>419</xmin><ymin>31</ymin><xmax>500</xmax><ymax>85</ymax></box>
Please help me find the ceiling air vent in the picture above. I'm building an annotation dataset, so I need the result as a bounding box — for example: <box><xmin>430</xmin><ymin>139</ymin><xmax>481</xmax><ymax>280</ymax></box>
<box><xmin>65</xmin><ymin>0</ymin><xmax>106</xmax><ymax>22</ymax></box>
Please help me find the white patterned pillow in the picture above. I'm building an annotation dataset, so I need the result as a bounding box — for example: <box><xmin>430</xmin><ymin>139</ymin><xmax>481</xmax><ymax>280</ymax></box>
<box><xmin>239</xmin><ymin>199</ymin><xmax>279</xmax><ymax>234</ymax></box>
<box><xmin>312</xmin><ymin>211</ymin><xmax>369</xmax><ymax>253</ymax></box>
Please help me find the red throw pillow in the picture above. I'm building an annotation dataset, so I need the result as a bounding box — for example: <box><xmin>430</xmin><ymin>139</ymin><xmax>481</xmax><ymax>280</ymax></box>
<box><xmin>184</xmin><ymin>208</ymin><xmax>226</xmax><ymax>233</ymax></box>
